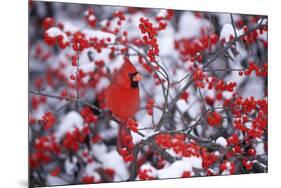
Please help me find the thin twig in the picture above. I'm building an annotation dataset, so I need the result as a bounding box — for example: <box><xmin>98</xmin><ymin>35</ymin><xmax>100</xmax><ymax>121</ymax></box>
<box><xmin>230</xmin><ymin>14</ymin><xmax>238</xmax><ymax>40</ymax></box>
<box><xmin>198</xmin><ymin>88</ymin><xmax>208</xmax><ymax>114</ymax></box>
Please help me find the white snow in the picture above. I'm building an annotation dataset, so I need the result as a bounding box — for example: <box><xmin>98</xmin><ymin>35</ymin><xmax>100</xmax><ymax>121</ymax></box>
<box><xmin>100</xmin><ymin>20</ymin><xmax>108</xmax><ymax>28</ymax></box>
<box><xmin>176</xmin><ymin>99</ymin><xmax>189</xmax><ymax>112</ymax></box>
<box><xmin>157</xmin><ymin>157</ymin><xmax>202</xmax><ymax>178</ymax></box>
<box><xmin>177</xmin><ymin>12</ymin><xmax>210</xmax><ymax>39</ymax></box>
<box><xmin>62</xmin><ymin>22</ymin><xmax>79</xmax><ymax>34</ymax></box>
<box><xmin>84</xmin><ymin>162</ymin><xmax>102</xmax><ymax>179</ymax></box>
<box><xmin>46</xmin><ymin>27</ymin><xmax>69</xmax><ymax>43</ymax></box>
<box><xmin>240</xmin><ymin>77</ymin><xmax>265</xmax><ymax>99</ymax></box>
<box><xmin>137</xmin><ymin>163</ymin><xmax>158</xmax><ymax>179</ymax></box>
<box><xmin>255</xmin><ymin>138</ymin><xmax>265</xmax><ymax>155</ymax></box>
<box><xmin>157</xmin><ymin>10</ymin><xmax>168</xmax><ymax>18</ymax></box>
<box><xmin>216</xmin><ymin>137</ymin><xmax>227</xmax><ymax>147</ymax></box>
<box><xmin>83</xmin><ymin>29</ymin><xmax>116</xmax><ymax>42</ymax></box>
<box><xmin>91</xmin><ymin>144</ymin><xmax>129</xmax><ymax>180</ymax></box>
<box><xmin>55</xmin><ymin>111</ymin><xmax>84</xmax><ymax>139</ymax></box>
<box><xmin>221</xmin><ymin>162</ymin><xmax>233</xmax><ymax>175</ymax></box>
<box><xmin>158</xmin><ymin>25</ymin><xmax>176</xmax><ymax>56</ymax></box>
<box><xmin>64</xmin><ymin>156</ymin><xmax>78</xmax><ymax>175</ymax></box>
<box><xmin>46</xmin><ymin>175</ymin><xmax>68</xmax><ymax>186</ymax></box>
<box><xmin>220</xmin><ymin>24</ymin><xmax>235</xmax><ymax>42</ymax></box>
<box><xmin>216</xmin><ymin>13</ymin><xmax>241</xmax><ymax>26</ymax></box>
<box><xmin>88</xmin><ymin>15</ymin><xmax>96</xmax><ymax>21</ymax></box>
<box><xmin>244</xmin><ymin>122</ymin><xmax>252</xmax><ymax>129</ymax></box>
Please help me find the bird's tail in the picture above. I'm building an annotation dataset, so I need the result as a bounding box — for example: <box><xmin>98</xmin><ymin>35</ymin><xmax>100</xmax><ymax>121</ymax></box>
<box><xmin>117</xmin><ymin>123</ymin><xmax>133</xmax><ymax>155</ymax></box>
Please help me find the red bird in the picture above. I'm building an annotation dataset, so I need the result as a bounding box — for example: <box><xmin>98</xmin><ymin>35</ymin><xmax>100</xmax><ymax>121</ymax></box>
<box><xmin>105</xmin><ymin>58</ymin><xmax>142</xmax><ymax>154</ymax></box>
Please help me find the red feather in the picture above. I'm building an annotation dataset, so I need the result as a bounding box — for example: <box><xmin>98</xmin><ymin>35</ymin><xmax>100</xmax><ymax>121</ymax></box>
<box><xmin>105</xmin><ymin>58</ymin><xmax>141</xmax><ymax>154</ymax></box>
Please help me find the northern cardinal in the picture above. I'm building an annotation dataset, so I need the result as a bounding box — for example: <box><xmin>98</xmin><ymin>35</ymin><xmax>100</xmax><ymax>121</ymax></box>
<box><xmin>105</xmin><ymin>58</ymin><xmax>142</xmax><ymax>154</ymax></box>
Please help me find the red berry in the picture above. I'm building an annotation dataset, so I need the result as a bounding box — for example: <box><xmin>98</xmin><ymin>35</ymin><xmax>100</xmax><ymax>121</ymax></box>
<box><xmin>70</xmin><ymin>74</ymin><xmax>76</xmax><ymax>80</ymax></box>
<box><xmin>248</xmin><ymin>148</ymin><xmax>256</xmax><ymax>156</ymax></box>
<box><xmin>42</xmin><ymin>17</ymin><xmax>55</xmax><ymax>30</ymax></box>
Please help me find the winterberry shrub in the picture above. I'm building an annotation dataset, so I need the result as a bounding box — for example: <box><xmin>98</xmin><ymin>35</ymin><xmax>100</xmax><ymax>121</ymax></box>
<box><xmin>29</xmin><ymin>2</ymin><xmax>268</xmax><ymax>187</ymax></box>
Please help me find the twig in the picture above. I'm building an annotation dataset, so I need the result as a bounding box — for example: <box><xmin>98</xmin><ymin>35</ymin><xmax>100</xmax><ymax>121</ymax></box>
<box><xmin>198</xmin><ymin>88</ymin><xmax>208</xmax><ymax>114</ymax></box>
<box><xmin>55</xmin><ymin>101</ymin><xmax>73</xmax><ymax>114</ymax></box>
<box><xmin>203</xmin><ymin>68</ymin><xmax>245</xmax><ymax>72</ymax></box>
<box><xmin>230</xmin><ymin>14</ymin><xmax>238</xmax><ymax>40</ymax></box>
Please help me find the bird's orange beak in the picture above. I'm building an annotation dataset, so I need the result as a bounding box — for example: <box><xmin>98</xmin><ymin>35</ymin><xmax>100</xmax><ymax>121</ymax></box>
<box><xmin>132</xmin><ymin>73</ymin><xmax>142</xmax><ymax>82</ymax></box>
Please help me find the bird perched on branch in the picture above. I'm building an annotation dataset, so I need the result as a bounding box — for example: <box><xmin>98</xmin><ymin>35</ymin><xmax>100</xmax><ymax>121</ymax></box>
<box><xmin>105</xmin><ymin>58</ymin><xmax>142</xmax><ymax>154</ymax></box>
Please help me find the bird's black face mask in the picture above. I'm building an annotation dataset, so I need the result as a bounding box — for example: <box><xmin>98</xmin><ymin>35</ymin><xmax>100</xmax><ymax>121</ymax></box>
<box><xmin>128</xmin><ymin>72</ymin><xmax>142</xmax><ymax>89</ymax></box>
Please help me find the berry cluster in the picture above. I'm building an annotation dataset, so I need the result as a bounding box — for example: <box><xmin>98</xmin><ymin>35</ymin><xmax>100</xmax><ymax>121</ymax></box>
<box><xmin>242</xmin><ymin>159</ymin><xmax>253</xmax><ymax>171</ymax></box>
<box><xmin>96</xmin><ymin>89</ymin><xmax>107</xmax><ymax>110</ymax></box>
<box><xmin>138</xmin><ymin>168</ymin><xmax>156</xmax><ymax>180</ymax></box>
<box><xmin>117</xmin><ymin>125</ymin><xmax>135</xmax><ymax>163</ymax></box>
<box><xmin>80</xmin><ymin>106</ymin><xmax>98</xmax><ymax>124</ymax></box>
<box><xmin>181</xmin><ymin>171</ymin><xmax>191</xmax><ymax>178</ymax></box>
<box><xmin>155</xmin><ymin>133</ymin><xmax>201</xmax><ymax>157</ymax></box>
<box><xmin>206</xmin><ymin>111</ymin><xmax>222</xmax><ymax>127</ymax></box>
<box><xmin>139</xmin><ymin>17</ymin><xmax>160</xmax><ymax>62</ymax></box>
<box><xmin>40</xmin><ymin>112</ymin><xmax>56</xmax><ymax>130</ymax></box>
<box><xmin>220</xmin><ymin>161</ymin><xmax>235</xmax><ymax>174</ymax></box>
<box><xmin>247</xmin><ymin>148</ymin><xmax>257</xmax><ymax>156</ymax></box>
<box><xmin>95</xmin><ymin>60</ymin><xmax>105</xmax><ymax>68</ymax></box>
<box><xmin>208</xmin><ymin>79</ymin><xmax>237</xmax><ymax>93</ymax></box>
<box><xmin>30</xmin><ymin>151</ymin><xmax>52</xmax><ymax>170</ymax></box>
<box><xmin>62</xmin><ymin>126</ymin><xmax>90</xmax><ymax>152</ymax></box>
<box><xmin>91</xmin><ymin>134</ymin><xmax>102</xmax><ymax>144</ymax></box>
<box><xmin>112</xmin><ymin>11</ymin><xmax>126</xmax><ymax>26</ymax></box>
<box><xmin>81</xmin><ymin>175</ymin><xmax>96</xmax><ymax>184</ymax></box>
<box><xmin>33</xmin><ymin>44</ymin><xmax>52</xmax><ymax>62</ymax></box>
<box><xmin>104</xmin><ymin>168</ymin><xmax>115</xmax><ymax>179</ymax></box>
<box><xmin>44</xmin><ymin>28</ymin><xmax>69</xmax><ymax>49</ymax></box>
<box><xmin>126</xmin><ymin>118</ymin><xmax>139</xmax><ymax>132</ymax></box>
<box><xmin>201</xmin><ymin>150</ymin><xmax>219</xmax><ymax>169</ymax></box>
<box><xmin>82</xmin><ymin>150</ymin><xmax>95</xmax><ymax>164</ymax></box>
<box><xmin>72</xmin><ymin>31</ymin><xmax>89</xmax><ymax>51</ymax></box>
<box><xmin>71</xmin><ymin>55</ymin><xmax>78</xmax><ymax>67</ymax></box>
<box><xmin>35</xmin><ymin>135</ymin><xmax>61</xmax><ymax>155</ymax></box>
<box><xmin>50</xmin><ymin>167</ymin><xmax>61</xmax><ymax>177</ymax></box>
<box><xmin>154</xmin><ymin>10</ymin><xmax>175</xmax><ymax>31</ymax></box>
<box><xmin>227</xmin><ymin>96</ymin><xmax>267</xmax><ymax>139</ymax></box>
<box><xmin>239</xmin><ymin>61</ymin><xmax>267</xmax><ymax>77</ymax></box>
<box><xmin>241</xmin><ymin>24</ymin><xmax>268</xmax><ymax>45</ymax></box>
<box><xmin>89</xmin><ymin>37</ymin><xmax>108</xmax><ymax>53</ymax></box>
<box><xmin>227</xmin><ymin>133</ymin><xmax>240</xmax><ymax>145</ymax></box>
<box><xmin>155</xmin><ymin>9</ymin><xmax>174</xmax><ymax>22</ymax></box>
<box><xmin>31</xmin><ymin>95</ymin><xmax>46</xmax><ymax>110</ymax></box>
<box><xmin>146</xmin><ymin>98</ymin><xmax>155</xmax><ymax>116</ymax></box>
<box><xmin>193</xmin><ymin>68</ymin><xmax>205</xmax><ymax>88</ymax></box>
<box><xmin>180</xmin><ymin>91</ymin><xmax>189</xmax><ymax>102</ymax></box>
<box><xmin>84</xmin><ymin>9</ymin><xmax>97</xmax><ymax>28</ymax></box>
<box><xmin>42</xmin><ymin>17</ymin><xmax>55</xmax><ymax>30</ymax></box>
<box><xmin>175</xmin><ymin>33</ymin><xmax>219</xmax><ymax>62</ymax></box>
<box><xmin>30</xmin><ymin>135</ymin><xmax>60</xmax><ymax>169</ymax></box>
